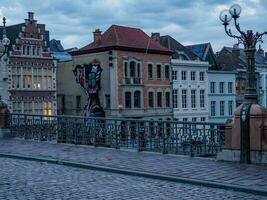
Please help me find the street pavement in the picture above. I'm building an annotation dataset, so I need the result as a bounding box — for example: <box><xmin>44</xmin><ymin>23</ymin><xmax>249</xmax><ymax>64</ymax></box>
<box><xmin>0</xmin><ymin>157</ymin><xmax>265</xmax><ymax>200</ymax></box>
<box><xmin>0</xmin><ymin>139</ymin><xmax>266</xmax><ymax>199</ymax></box>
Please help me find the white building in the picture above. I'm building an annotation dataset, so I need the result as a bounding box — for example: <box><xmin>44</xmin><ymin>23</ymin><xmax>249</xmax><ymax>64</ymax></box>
<box><xmin>208</xmin><ymin>70</ymin><xmax>236</xmax><ymax>123</ymax></box>
<box><xmin>172</xmin><ymin>59</ymin><xmax>209</xmax><ymax>122</ymax></box>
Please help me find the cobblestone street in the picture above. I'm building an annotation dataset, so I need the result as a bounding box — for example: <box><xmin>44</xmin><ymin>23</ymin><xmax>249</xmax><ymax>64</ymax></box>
<box><xmin>0</xmin><ymin>157</ymin><xmax>265</xmax><ymax>200</ymax></box>
<box><xmin>0</xmin><ymin>139</ymin><xmax>266</xmax><ymax>193</ymax></box>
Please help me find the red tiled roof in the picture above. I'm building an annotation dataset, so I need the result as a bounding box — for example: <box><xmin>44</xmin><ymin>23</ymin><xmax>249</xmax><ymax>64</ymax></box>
<box><xmin>71</xmin><ymin>25</ymin><xmax>173</xmax><ymax>55</ymax></box>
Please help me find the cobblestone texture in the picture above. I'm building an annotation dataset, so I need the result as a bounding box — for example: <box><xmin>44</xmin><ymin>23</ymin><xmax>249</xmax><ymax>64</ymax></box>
<box><xmin>0</xmin><ymin>139</ymin><xmax>266</xmax><ymax>192</ymax></box>
<box><xmin>0</xmin><ymin>157</ymin><xmax>265</xmax><ymax>200</ymax></box>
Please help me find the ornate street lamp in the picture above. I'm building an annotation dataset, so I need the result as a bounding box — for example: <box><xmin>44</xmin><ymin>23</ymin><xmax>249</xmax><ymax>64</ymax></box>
<box><xmin>220</xmin><ymin>4</ymin><xmax>267</xmax><ymax>103</ymax></box>
<box><xmin>219</xmin><ymin>4</ymin><xmax>267</xmax><ymax>163</ymax></box>
<box><xmin>0</xmin><ymin>17</ymin><xmax>10</xmax><ymax>59</ymax></box>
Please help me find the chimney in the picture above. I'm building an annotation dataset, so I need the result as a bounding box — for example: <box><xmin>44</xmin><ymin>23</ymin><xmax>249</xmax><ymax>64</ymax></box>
<box><xmin>28</xmin><ymin>12</ymin><xmax>34</xmax><ymax>21</ymax></box>
<box><xmin>93</xmin><ymin>29</ymin><xmax>102</xmax><ymax>46</ymax></box>
<box><xmin>232</xmin><ymin>43</ymin><xmax>240</xmax><ymax>58</ymax></box>
<box><xmin>151</xmin><ymin>32</ymin><xmax>160</xmax><ymax>42</ymax></box>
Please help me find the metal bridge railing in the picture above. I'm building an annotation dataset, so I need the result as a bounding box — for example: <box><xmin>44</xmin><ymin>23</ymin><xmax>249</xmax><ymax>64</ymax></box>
<box><xmin>8</xmin><ymin>113</ymin><xmax>225</xmax><ymax>157</ymax></box>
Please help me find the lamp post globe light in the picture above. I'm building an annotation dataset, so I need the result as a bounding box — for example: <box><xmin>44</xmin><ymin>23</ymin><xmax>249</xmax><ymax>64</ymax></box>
<box><xmin>219</xmin><ymin>5</ymin><xmax>267</xmax><ymax>164</ymax></box>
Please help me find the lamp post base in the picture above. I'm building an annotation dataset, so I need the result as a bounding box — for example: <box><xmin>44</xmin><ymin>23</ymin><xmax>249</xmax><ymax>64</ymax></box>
<box><xmin>220</xmin><ymin>103</ymin><xmax>267</xmax><ymax>164</ymax></box>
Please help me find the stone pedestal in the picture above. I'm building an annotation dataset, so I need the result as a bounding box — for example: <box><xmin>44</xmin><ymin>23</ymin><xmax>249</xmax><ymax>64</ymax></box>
<box><xmin>217</xmin><ymin>104</ymin><xmax>267</xmax><ymax>164</ymax></box>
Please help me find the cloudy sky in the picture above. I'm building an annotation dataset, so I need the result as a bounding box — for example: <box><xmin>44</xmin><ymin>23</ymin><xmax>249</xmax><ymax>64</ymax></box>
<box><xmin>0</xmin><ymin>0</ymin><xmax>266</xmax><ymax>52</ymax></box>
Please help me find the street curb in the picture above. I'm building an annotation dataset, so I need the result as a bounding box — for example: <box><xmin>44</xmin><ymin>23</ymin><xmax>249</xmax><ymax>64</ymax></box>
<box><xmin>0</xmin><ymin>153</ymin><xmax>266</xmax><ymax>197</ymax></box>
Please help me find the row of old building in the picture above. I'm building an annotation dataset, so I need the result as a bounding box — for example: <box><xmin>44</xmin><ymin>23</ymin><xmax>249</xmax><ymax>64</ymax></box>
<box><xmin>1</xmin><ymin>12</ymin><xmax>267</xmax><ymax>123</ymax></box>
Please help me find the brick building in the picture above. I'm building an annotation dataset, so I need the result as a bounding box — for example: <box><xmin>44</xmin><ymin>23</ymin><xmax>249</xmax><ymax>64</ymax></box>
<box><xmin>3</xmin><ymin>12</ymin><xmax>57</xmax><ymax>115</ymax></box>
<box><xmin>57</xmin><ymin>25</ymin><xmax>173</xmax><ymax>120</ymax></box>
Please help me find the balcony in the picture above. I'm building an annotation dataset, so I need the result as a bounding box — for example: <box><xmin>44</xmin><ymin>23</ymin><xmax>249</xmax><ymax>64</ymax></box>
<box><xmin>123</xmin><ymin>77</ymin><xmax>143</xmax><ymax>85</ymax></box>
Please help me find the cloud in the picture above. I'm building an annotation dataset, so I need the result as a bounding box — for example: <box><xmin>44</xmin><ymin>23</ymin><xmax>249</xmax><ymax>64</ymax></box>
<box><xmin>0</xmin><ymin>0</ymin><xmax>267</xmax><ymax>52</ymax></box>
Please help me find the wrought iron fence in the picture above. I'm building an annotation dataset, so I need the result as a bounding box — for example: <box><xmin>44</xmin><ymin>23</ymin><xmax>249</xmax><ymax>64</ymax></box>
<box><xmin>9</xmin><ymin>113</ymin><xmax>225</xmax><ymax>157</ymax></box>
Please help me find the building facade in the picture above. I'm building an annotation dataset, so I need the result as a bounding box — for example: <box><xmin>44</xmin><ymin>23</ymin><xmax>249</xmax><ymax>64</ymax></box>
<box><xmin>216</xmin><ymin>46</ymin><xmax>266</xmax><ymax>107</ymax></box>
<box><xmin>208</xmin><ymin>70</ymin><xmax>236</xmax><ymax>123</ymax></box>
<box><xmin>172</xmin><ymin>60</ymin><xmax>209</xmax><ymax>122</ymax></box>
<box><xmin>158</xmin><ymin>35</ymin><xmax>209</xmax><ymax>122</ymax></box>
<box><xmin>5</xmin><ymin>12</ymin><xmax>57</xmax><ymax>115</ymax></box>
<box><xmin>57</xmin><ymin>25</ymin><xmax>173</xmax><ymax>120</ymax></box>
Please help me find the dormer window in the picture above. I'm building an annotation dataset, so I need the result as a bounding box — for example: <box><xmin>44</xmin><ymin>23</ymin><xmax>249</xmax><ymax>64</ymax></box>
<box><xmin>177</xmin><ymin>51</ymin><xmax>190</xmax><ymax>60</ymax></box>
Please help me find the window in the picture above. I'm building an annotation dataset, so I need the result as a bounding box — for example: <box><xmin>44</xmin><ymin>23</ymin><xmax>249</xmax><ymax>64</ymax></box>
<box><xmin>228</xmin><ymin>100</ymin><xmax>233</xmax><ymax>116</ymax></box>
<box><xmin>220</xmin><ymin>82</ymin><xmax>224</xmax><ymax>94</ymax></box>
<box><xmin>148</xmin><ymin>64</ymin><xmax>153</xmax><ymax>80</ymax></box>
<box><xmin>105</xmin><ymin>94</ymin><xmax>110</xmax><ymax>109</ymax></box>
<box><xmin>201</xmin><ymin>117</ymin><xmax>206</xmax><ymax>122</ymax></box>
<box><xmin>183</xmin><ymin>118</ymin><xmax>188</xmax><ymax>122</ymax></box>
<box><xmin>192</xmin><ymin>117</ymin><xmax>197</xmax><ymax>122</ymax></box>
<box><xmin>157</xmin><ymin>92</ymin><xmax>162</xmax><ymax>107</ymax></box>
<box><xmin>148</xmin><ymin>92</ymin><xmax>154</xmax><ymax>108</ymax></box>
<box><xmin>165</xmin><ymin>92</ymin><xmax>170</xmax><ymax>107</ymax></box>
<box><xmin>211</xmin><ymin>101</ymin><xmax>216</xmax><ymax>116</ymax></box>
<box><xmin>27</xmin><ymin>46</ymin><xmax>30</xmax><ymax>55</ymax></box>
<box><xmin>125</xmin><ymin>92</ymin><xmax>131</xmax><ymax>108</ymax></box>
<box><xmin>172</xmin><ymin>70</ymin><xmax>177</xmax><ymax>81</ymax></box>
<box><xmin>191</xmin><ymin>71</ymin><xmax>196</xmax><ymax>81</ymax></box>
<box><xmin>165</xmin><ymin>65</ymin><xmax>170</xmax><ymax>79</ymax></box>
<box><xmin>76</xmin><ymin>96</ymin><xmax>81</xmax><ymax>109</ymax></box>
<box><xmin>210</xmin><ymin>82</ymin><xmax>215</xmax><ymax>94</ymax></box>
<box><xmin>32</xmin><ymin>46</ymin><xmax>36</xmax><ymax>56</ymax></box>
<box><xmin>23</xmin><ymin>45</ymin><xmax>26</xmax><ymax>55</ymax></box>
<box><xmin>137</xmin><ymin>63</ymin><xmax>140</xmax><ymax>77</ymax></box>
<box><xmin>134</xmin><ymin>91</ymin><xmax>141</xmax><ymax>108</ymax></box>
<box><xmin>200</xmin><ymin>90</ymin><xmax>205</xmax><ymax>108</ymax></box>
<box><xmin>199</xmin><ymin>72</ymin><xmax>204</xmax><ymax>81</ymax></box>
<box><xmin>130</xmin><ymin>61</ymin><xmax>135</xmax><ymax>77</ymax></box>
<box><xmin>220</xmin><ymin>101</ymin><xmax>225</xmax><ymax>116</ymax></box>
<box><xmin>228</xmin><ymin>82</ymin><xmax>233</xmax><ymax>93</ymax></box>
<box><xmin>157</xmin><ymin>64</ymin><xmax>162</xmax><ymax>80</ymax></box>
<box><xmin>191</xmin><ymin>90</ymin><xmax>196</xmax><ymax>108</ymax></box>
<box><xmin>182</xmin><ymin>89</ymin><xmax>187</xmax><ymax>108</ymax></box>
<box><xmin>173</xmin><ymin>89</ymin><xmax>178</xmax><ymax>108</ymax></box>
<box><xmin>37</xmin><ymin>47</ymin><xmax>41</xmax><ymax>56</ymax></box>
<box><xmin>181</xmin><ymin>71</ymin><xmax>186</xmax><ymax>80</ymax></box>
<box><xmin>124</xmin><ymin>62</ymin><xmax>128</xmax><ymax>77</ymax></box>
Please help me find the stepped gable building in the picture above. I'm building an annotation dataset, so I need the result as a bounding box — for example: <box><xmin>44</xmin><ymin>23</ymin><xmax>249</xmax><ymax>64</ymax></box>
<box><xmin>159</xmin><ymin>35</ymin><xmax>210</xmax><ymax>122</ymax></box>
<box><xmin>58</xmin><ymin>25</ymin><xmax>173</xmax><ymax>120</ymax></box>
<box><xmin>2</xmin><ymin>12</ymin><xmax>57</xmax><ymax>115</ymax></box>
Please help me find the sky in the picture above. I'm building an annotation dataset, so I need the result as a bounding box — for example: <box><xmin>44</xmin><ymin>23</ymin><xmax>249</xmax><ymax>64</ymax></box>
<box><xmin>0</xmin><ymin>0</ymin><xmax>266</xmax><ymax>52</ymax></box>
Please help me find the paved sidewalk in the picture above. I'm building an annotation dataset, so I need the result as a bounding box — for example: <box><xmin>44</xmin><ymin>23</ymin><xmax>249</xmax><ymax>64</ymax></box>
<box><xmin>0</xmin><ymin>139</ymin><xmax>266</xmax><ymax>194</ymax></box>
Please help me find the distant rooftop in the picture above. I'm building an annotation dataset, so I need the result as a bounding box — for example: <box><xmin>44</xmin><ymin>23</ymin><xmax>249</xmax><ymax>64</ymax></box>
<box><xmin>71</xmin><ymin>24</ymin><xmax>173</xmax><ymax>56</ymax></box>
<box><xmin>50</xmin><ymin>39</ymin><xmax>72</xmax><ymax>62</ymax></box>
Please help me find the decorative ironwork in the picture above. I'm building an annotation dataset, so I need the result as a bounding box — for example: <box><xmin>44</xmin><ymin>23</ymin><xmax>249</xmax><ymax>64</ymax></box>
<box><xmin>9</xmin><ymin>113</ymin><xmax>225</xmax><ymax>157</ymax></box>
<box><xmin>73</xmin><ymin>59</ymin><xmax>105</xmax><ymax>117</ymax></box>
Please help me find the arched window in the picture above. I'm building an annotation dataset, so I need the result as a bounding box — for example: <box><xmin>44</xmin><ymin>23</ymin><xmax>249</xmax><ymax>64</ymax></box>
<box><xmin>165</xmin><ymin>91</ymin><xmax>170</xmax><ymax>107</ymax></box>
<box><xmin>124</xmin><ymin>62</ymin><xmax>128</xmax><ymax>77</ymax></box>
<box><xmin>130</xmin><ymin>61</ymin><xmax>135</xmax><ymax>77</ymax></box>
<box><xmin>134</xmin><ymin>91</ymin><xmax>141</xmax><ymax>108</ymax></box>
<box><xmin>148</xmin><ymin>92</ymin><xmax>154</xmax><ymax>108</ymax></box>
<box><xmin>137</xmin><ymin>63</ymin><xmax>140</xmax><ymax>77</ymax></box>
<box><xmin>125</xmin><ymin>92</ymin><xmax>131</xmax><ymax>108</ymax></box>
